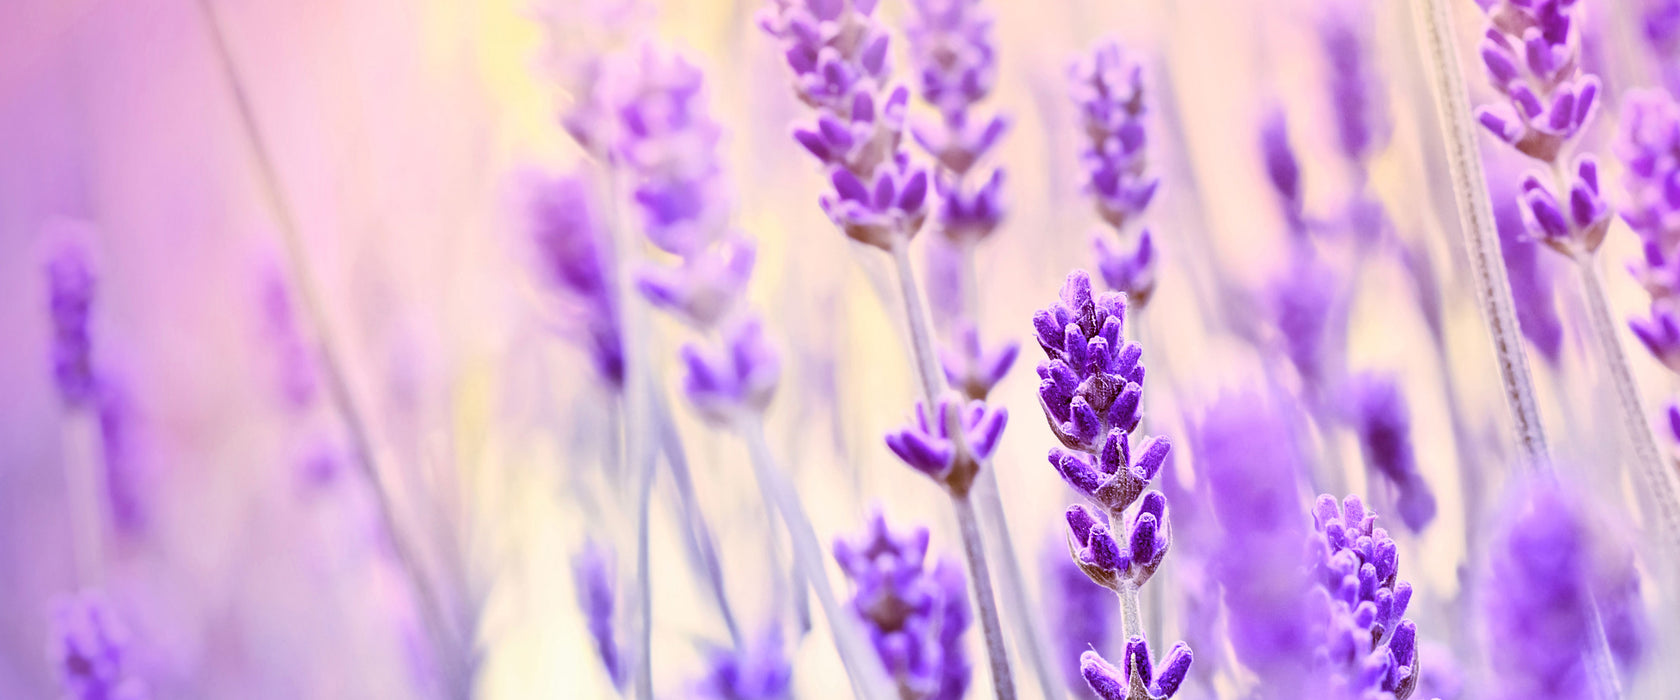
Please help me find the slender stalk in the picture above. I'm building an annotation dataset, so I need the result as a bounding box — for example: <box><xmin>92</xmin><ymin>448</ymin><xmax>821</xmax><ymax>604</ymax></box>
<box><xmin>740</xmin><ymin>419</ymin><xmax>896</xmax><ymax>700</ymax></box>
<box><xmin>970</xmin><ymin>478</ymin><xmax>1062</xmax><ymax>700</ymax></box>
<box><xmin>1410</xmin><ymin>0</ymin><xmax>1549</xmax><ymax>468</ymax></box>
<box><xmin>1116</xmin><ymin>581</ymin><xmax>1143</xmax><ymax>644</ymax></box>
<box><xmin>889</xmin><ymin>238</ymin><xmax>946</xmax><ymax>406</ymax></box>
<box><xmin>653</xmin><ymin>399</ymin><xmax>742</xmax><ymax>645</ymax></box>
<box><xmin>61</xmin><ymin>414</ymin><xmax>105</xmax><ymax>586</ymax></box>
<box><xmin>631</xmin><ymin>399</ymin><xmax>657</xmax><ymax>700</ymax></box>
<box><xmin>193</xmin><ymin>1</ymin><xmax>464</xmax><ymax>692</ymax></box>
<box><xmin>953</xmin><ymin>493</ymin><xmax>1018</xmax><ymax>700</ymax></box>
<box><xmin>1575</xmin><ymin>259</ymin><xmax>1680</xmax><ymax>549</ymax></box>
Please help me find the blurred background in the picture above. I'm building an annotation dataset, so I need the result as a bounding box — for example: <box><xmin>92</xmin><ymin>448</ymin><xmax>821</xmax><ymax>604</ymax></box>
<box><xmin>2</xmin><ymin>0</ymin><xmax>1676</xmax><ymax>697</ymax></box>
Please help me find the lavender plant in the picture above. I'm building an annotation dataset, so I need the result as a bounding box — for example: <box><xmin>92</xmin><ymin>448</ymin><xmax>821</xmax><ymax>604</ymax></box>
<box><xmin>1069</xmin><ymin>43</ymin><xmax>1159</xmax><ymax>306</ymax></box>
<box><xmin>1307</xmin><ymin>495</ymin><xmax>1420</xmax><ymax>699</ymax></box>
<box><xmin>1617</xmin><ymin>91</ymin><xmax>1680</xmax><ymax>431</ymax></box>
<box><xmin>49</xmin><ymin>591</ymin><xmax>148</xmax><ymax>700</ymax></box>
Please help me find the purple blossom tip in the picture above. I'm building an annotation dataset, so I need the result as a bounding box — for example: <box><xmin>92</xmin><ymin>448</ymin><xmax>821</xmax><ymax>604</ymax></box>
<box><xmin>834</xmin><ymin>510</ymin><xmax>971</xmax><ymax>698</ymax></box>
<box><xmin>46</xmin><ymin>237</ymin><xmax>98</xmax><ymax>408</ymax></box>
<box><xmin>1344</xmin><ymin>372</ymin><xmax>1436</xmax><ymax>531</ymax></box>
<box><xmin>635</xmin><ymin>235</ymin><xmax>757</xmax><ymax>329</ymax></box>
<box><xmin>1078</xmin><ymin>638</ymin><xmax>1192</xmax><ymax>700</ymax></box>
<box><xmin>572</xmin><ymin>541</ymin><xmax>626</xmax><ymax>689</ymax></box>
<box><xmin>681</xmin><ymin>315</ymin><xmax>781</xmax><ymax>424</ymax></box>
<box><xmin>939</xmin><ymin>323</ymin><xmax>1017</xmax><ymax>400</ymax></box>
<box><xmin>1071</xmin><ymin>41</ymin><xmax>1157</xmax><ymax>231</ymax></box>
<box><xmin>526</xmin><ymin>171</ymin><xmax>624</xmax><ymax>388</ymax></box>
<box><xmin>886</xmin><ymin>394</ymin><xmax>1007</xmax><ymax>494</ymax></box>
<box><xmin>1094</xmin><ymin>229</ymin><xmax>1158</xmax><ymax>308</ymax></box>
<box><xmin>51</xmin><ymin>591</ymin><xmax>148</xmax><ymax>700</ymax></box>
<box><xmin>690</xmin><ymin>627</ymin><xmax>794</xmax><ymax>700</ymax></box>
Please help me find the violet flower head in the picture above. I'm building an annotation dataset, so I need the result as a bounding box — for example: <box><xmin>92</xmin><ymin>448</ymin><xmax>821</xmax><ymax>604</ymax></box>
<box><xmin>47</xmin><ymin>239</ymin><xmax>98</xmax><ymax>409</ymax></box>
<box><xmin>1516</xmin><ymin>157</ymin><xmax>1611</xmax><ymax>256</ymax></box>
<box><xmin>681</xmin><ymin>316</ymin><xmax>781</xmax><ymax>425</ymax></box>
<box><xmin>1070</xmin><ymin>42</ymin><xmax>1158</xmax><ymax>232</ymax></box>
<box><xmin>1320</xmin><ymin>2</ymin><xmax>1387</xmax><ymax>164</ymax></box>
<box><xmin>1094</xmin><ymin>229</ymin><xmax>1157</xmax><ymax>309</ymax></box>
<box><xmin>1065</xmin><ymin>494</ymin><xmax>1171</xmax><ymax>590</ymax></box>
<box><xmin>905</xmin><ymin>0</ymin><xmax>1008</xmax><ymax>177</ymax></box>
<box><xmin>1474</xmin><ymin>0</ymin><xmax>1600</xmax><ymax>164</ymax></box>
<box><xmin>1032</xmin><ymin>270</ymin><xmax>1148</xmax><ymax>453</ymax></box>
<box><xmin>1261</xmin><ymin>111</ymin><xmax>1305</xmax><ymax>231</ymax></box>
<box><xmin>934</xmin><ymin>168</ymin><xmax>1006</xmax><ymax>244</ymax></box>
<box><xmin>49</xmin><ymin>591</ymin><xmax>148</xmax><ymax>700</ymax></box>
<box><xmin>636</xmin><ymin>234</ymin><xmax>757</xmax><ymax>330</ymax></box>
<box><xmin>258</xmin><ymin>266</ymin><xmax>319</xmax><ymax>412</ymax></box>
<box><xmin>1344</xmin><ymin>373</ymin><xmax>1437</xmax><ymax>532</ymax></box>
<box><xmin>612</xmin><ymin>48</ymin><xmax>729</xmax><ymax>257</ymax></box>
<box><xmin>1616</xmin><ymin>91</ymin><xmax>1680</xmax><ymax>371</ymax></box>
<box><xmin>1483</xmin><ymin>479</ymin><xmax>1649</xmax><ymax>700</ymax></box>
<box><xmin>1309</xmin><ymin>495</ymin><xmax>1420</xmax><ymax>699</ymax></box>
<box><xmin>884</xmin><ymin>393</ymin><xmax>1008</xmax><ymax>495</ymax></box>
<box><xmin>1079</xmin><ymin>637</ymin><xmax>1191</xmax><ymax>700</ymax></box>
<box><xmin>689</xmin><ymin>629</ymin><xmax>794</xmax><ymax>700</ymax></box>
<box><xmin>528</xmin><ymin>171</ymin><xmax>624</xmax><ymax>388</ymax></box>
<box><xmin>572</xmin><ymin>540</ymin><xmax>626</xmax><ymax>690</ymax></box>
<box><xmin>1042</xmin><ymin>537</ymin><xmax>1116</xmax><ymax>698</ymax></box>
<box><xmin>833</xmin><ymin>511</ymin><xmax>972</xmax><ymax>700</ymax></box>
<box><xmin>1048</xmin><ymin>429</ymin><xmax>1170</xmax><ymax>516</ymax></box>
<box><xmin>1492</xmin><ymin>174</ymin><xmax>1565</xmax><ymax>363</ymax></box>
<box><xmin>938</xmin><ymin>322</ymin><xmax>1018</xmax><ymax>401</ymax></box>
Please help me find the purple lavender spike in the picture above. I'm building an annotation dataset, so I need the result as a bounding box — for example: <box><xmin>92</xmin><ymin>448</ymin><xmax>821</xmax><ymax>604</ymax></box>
<box><xmin>46</xmin><ymin>238</ymin><xmax>98</xmax><ymax>408</ymax></box>
<box><xmin>50</xmin><ymin>591</ymin><xmax>149</xmax><ymax>700</ymax></box>
<box><xmin>834</xmin><ymin>510</ymin><xmax>971</xmax><ymax>699</ymax></box>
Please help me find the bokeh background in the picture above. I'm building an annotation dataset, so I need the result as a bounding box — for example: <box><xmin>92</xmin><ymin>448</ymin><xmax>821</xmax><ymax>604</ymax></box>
<box><xmin>2</xmin><ymin>0</ymin><xmax>1676</xmax><ymax>697</ymax></box>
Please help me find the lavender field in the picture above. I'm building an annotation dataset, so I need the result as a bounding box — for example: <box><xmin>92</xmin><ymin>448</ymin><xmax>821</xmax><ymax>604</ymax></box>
<box><xmin>2</xmin><ymin>0</ymin><xmax>1679</xmax><ymax>697</ymax></box>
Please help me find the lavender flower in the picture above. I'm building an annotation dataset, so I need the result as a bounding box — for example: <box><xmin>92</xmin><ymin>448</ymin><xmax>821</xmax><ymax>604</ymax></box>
<box><xmin>1071</xmin><ymin>42</ymin><xmax>1160</xmax><ymax>303</ymax></box>
<box><xmin>49</xmin><ymin>591</ymin><xmax>148</xmax><ymax>700</ymax></box>
<box><xmin>763</xmin><ymin>0</ymin><xmax>930</xmax><ymax>251</ymax></box>
<box><xmin>1064</xmin><ymin>495</ymin><xmax>1170</xmax><ymax>590</ymax></box>
<box><xmin>680</xmin><ymin>317</ymin><xmax>782</xmax><ymax>425</ymax></box>
<box><xmin>1474</xmin><ymin>0</ymin><xmax>1609</xmax><ymax>256</ymax></box>
<box><xmin>833</xmin><ymin>511</ymin><xmax>971</xmax><ymax>700</ymax></box>
<box><xmin>611</xmin><ymin>48</ymin><xmax>729</xmax><ymax>257</ymax></box>
<box><xmin>527</xmin><ymin>171</ymin><xmax>624</xmax><ymax>388</ymax></box>
<box><xmin>47</xmin><ymin>240</ymin><xmax>98</xmax><ymax>409</ymax></box>
<box><xmin>938</xmin><ymin>323</ymin><xmax>1018</xmax><ymax>401</ymax></box>
<box><xmin>96</xmin><ymin>380</ymin><xmax>146</xmax><ymax>534</ymax></box>
<box><xmin>1308</xmin><ymin>495</ymin><xmax>1420</xmax><ymax>699</ymax></box>
<box><xmin>1617</xmin><ymin>91</ymin><xmax>1680</xmax><ymax>370</ymax></box>
<box><xmin>905</xmin><ymin>0</ymin><xmax>1009</xmax><ymax>245</ymax></box>
<box><xmin>1042</xmin><ymin>538</ymin><xmax>1116</xmax><ymax>698</ymax></box>
<box><xmin>688</xmin><ymin>629</ymin><xmax>794</xmax><ymax>700</ymax></box>
<box><xmin>636</xmin><ymin>235</ymin><xmax>757</xmax><ymax>329</ymax></box>
<box><xmin>1078</xmin><ymin>637</ymin><xmax>1192</xmax><ymax>700</ymax></box>
<box><xmin>1320</xmin><ymin>3</ymin><xmax>1386</xmax><ymax>165</ymax></box>
<box><xmin>1261</xmin><ymin>111</ymin><xmax>1305</xmax><ymax>231</ymax></box>
<box><xmin>1482</xmin><ymin>479</ymin><xmax>1649</xmax><ymax>699</ymax></box>
<box><xmin>1032</xmin><ymin>271</ymin><xmax>1147</xmax><ymax>453</ymax></box>
<box><xmin>1344</xmin><ymin>373</ymin><xmax>1437</xmax><ymax>532</ymax></box>
<box><xmin>1493</xmin><ymin>174</ymin><xmax>1565</xmax><ymax>363</ymax></box>
<box><xmin>572</xmin><ymin>540</ymin><xmax>626</xmax><ymax>690</ymax></box>
<box><xmin>884</xmin><ymin>394</ymin><xmax>1007</xmax><ymax>495</ymax></box>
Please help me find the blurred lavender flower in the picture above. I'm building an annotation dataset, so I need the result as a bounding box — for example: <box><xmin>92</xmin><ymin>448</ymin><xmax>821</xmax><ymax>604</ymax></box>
<box><xmin>1320</xmin><ymin>2</ymin><xmax>1387</xmax><ymax>165</ymax></box>
<box><xmin>1308</xmin><ymin>495</ymin><xmax>1420</xmax><ymax>699</ymax></box>
<box><xmin>1269</xmin><ymin>250</ymin><xmax>1338</xmax><ymax>388</ymax></box>
<box><xmin>1493</xmin><ymin>177</ymin><xmax>1565</xmax><ymax>363</ymax></box>
<box><xmin>636</xmin><ymin>235</ymin><xmax>757</xmax><ymax>329</ymax></box>
<box><xmin>1195</xmin><ymin>391</ymin><xmax>1317</xmax><ymax>692</ymax></box>
<box><xmin>1071</xmin><ymin>42</ymin><xmax>1159</xmax><ymax>303</ymax></box>
<box><xmin>527</xmin><ymin>171</ymin><xmax>624</xmax><ymax>388</ymax></box>
<box><xmin>680</xmin><ymin>317</ymin><xmax>782</xmax><ymax>425</ymax></box>
<box><xmin>1645</xmin><ymin>0</ymin><xmax>1680</xmax><ymax>94</ymax></box>
<box><xmin>1475</xmin><ymin>0</ymin><xmax>1609</xmax><ymax>256</ymax></box>
<box><xmin>884</xmin><ymin>394</ymin><xmax>1007</xmax><ymax>495</ymax></box>
<box><xmin>257</xmin><ymin>265</ymin><xmax>320</xmax><ymax>412</ymax></box>
<box><xmin>572</xmin><ymin>540</ymin><xmax>627</xmax><ymax>690</ymax></box>
<box><xmin>1617</xmin><ymin>91</ymin><xmax>1680</xmax><ymax>371</ymax></box>
<box><xmin>688</xmin><ymin>629</ymin><xmax>794</xmax><ymax>700</ymax></box>
<box><xmin>1033</xmin><ymin>271</ymin><xmax>1147</xmax><ymax>453</ymax></box>
<box><xmin>49</xmin><ymin>591</ymin><xmax>148</xmax><ymax>700</ymax></box>
<box><xmin>612</xmin><ymin>48</ymin><xmax>730</xmax><ymax>257</ymax></box>
<box><xmin>47</xmin><ymin>239</ymin><xmax>98</xmax><ymax>409</ymax></box>
<box><xmin>1343</xmin><ymin>373</ymin><xmax>1437</xmax><ymax>532</ymax></box>
<box><xmin>1483</xmin><ymin>479</ymin><xmax>1649</xmax><ymax>699</ymax></box>
<box><xmin>1042</xmin><ymin>538</ymin><xmax>1115</xmax><ymax>698</ymax></box>
<box><xmin>1261</xmin><ymin>111</ymin><xmax>1305</xmax><ymax>232</ymax></box>
<box><xmin>762</xmin><ymin>0</ymin><xmax>930</xmax><ymax>251</ymax></box>
<box><xmin>96</xmin><ymin>380</ymin><xmax>146</xmax><ymax>534</ymax></box>
<box><xmin>1078</xmin><ymin>637</ymin><xmax>1191</xmax><ymax>700</ymax></box>
<box><xmin>939</xmin><ymin>322</ymin><xmax>1018</xmax><ymax>401</ymax></box>
<box><xmin>833</xmin><ymin>511</ymin><xmax>971</xmax><ymax>700</ymax></box>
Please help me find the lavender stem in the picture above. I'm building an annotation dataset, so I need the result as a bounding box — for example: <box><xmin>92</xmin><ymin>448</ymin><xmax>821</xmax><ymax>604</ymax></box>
<box><xmin>60</xmin><ymin>415</ymin><xmax>105</xmax><ymax>586</ymax></box>
<box><xmin>954</xmin><ymin>492</ymin><xmax>1019</xmax><ymax>700</ymax></box>
<box><xmin>740</xmin><ymin>418</ymin><xmax>897</xmax><ymax>700</ymax></box>
<box><xmin>194</xmin><ymin>1</ymin><xmax>466</xmax><ymax>693</ymax></box>
<box><xmin>653</xmin><ymin>398</ymin><xmax>742</xmax><ymax>645</ymax></box>
<box><xmin>970</xmin><ymin>475</ymin><xmax>1063</xmax><ymax>700</ymax></box>
<box><xmin>1574</xmin><ymin>257</ymin><xmax>1680</xmax><ymax>550</ymax></box>
<box><xmin>890</xmin><ymin>238</ymin><xmax>946</xmax><ymax>406</ymax></box>
<box><xmin>1410</xmin><ymin>0</ymin><xmax>1549</xmax><ymax>468</ymax></box>
<box><xmin>1116</xmin><ymin>580</ymin><xmax>1143</xmax><ymax>645</ymax></box>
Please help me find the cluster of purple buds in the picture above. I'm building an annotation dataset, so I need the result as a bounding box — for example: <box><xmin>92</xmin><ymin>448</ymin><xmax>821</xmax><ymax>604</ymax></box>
<box><xmin>1474</xmin><ymin>0</ymin><xmax>1610</xmax><ymax>256</ymax></box>
<box><xmin>1344</xmin><ymin>373</ymin><xmax>1437</xmax><ymax>533</ymax></box>
<box><xmin>47</xmin><ymin>239</ymin><xmax>98</xmax><ymax>409</ymax></box>
<box><xmin>1078</xmin><ymin>637</ymin><xmax>1192</xmax><ymax>700</ymax></box>
<box><xmin>528</xmin><ymin>172</ymin><xmax>626</xmax><ymax>388</ymax></box>
<box><xmin>688</xmin><ymin>629</ymin><xmax>794</xmax><ymax>700</ymax></box>
<box><xmin>905</xmin><ymin>0</ymin><xmax>1008</xmax><ymax>244</ymax></box>
<box><xmin>762</xmin><ymin>0</ymin><xmax>931</xmax><ymax>251</ymax></box>
<box><xmin>832</xmin><ymin>511</ymin><xmax>971</xmax><ymax>700</ymax></box>
<box><xmin>681</xmin><ymin>317</ymin><xmax>782</xmax><ymax>426</ymax></box>
<box><xmin>1071</xmin><ymin>43</ymin><xmax>1159</xmax><ymax>305</ymax></box>
<box><xmin>1064</xmin><ymin>494</ymin><xmax>1170</xmax><ymax>590</ymax></box>
<box><xmin>938</xmin><ymin>323</ymin><xmax>1018</xmax><ymax>401</ymax></box>
<box><xmin>1308</xmin><ymin>495</ymin><xmax>1420</xmax><ymax>699</ymax></box>
<box><xmin>571</xmin><ymin>540</ymin><xmax>627</xmax><ymax>690</ymax></box>
<box><xmin>50</xmin><ymin>591</ymin><xmax>149</xmax><ymax>700</ymax></box>
<box><xmin>884</xmin><ymin>394</ymin><xmax>1008</xmax><ymax>496</ymax></box>
<box><xmin>1033</xmin><ymin>271</ymin><xmax>1147</xmax><ymax>453</ymax></box>
<box><xmin>1617</xmin><ymin>92</ymin><xmax>1680</xmax><ymax>373</ymax></box>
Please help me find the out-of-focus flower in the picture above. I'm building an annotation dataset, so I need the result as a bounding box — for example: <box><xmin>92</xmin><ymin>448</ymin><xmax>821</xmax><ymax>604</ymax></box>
<box><xmin>1042</xmin><ymin>537</ymin><xmax>1115</xmax><ymax>698</ymax></box>
<box><xmin>1516</xmin><ymin>158</ymin><xmax>1610</xmax><ymax>256</ymax></box>
<box><xmin>1070</xmin><ymin>43</ymin><xmax>1157</xmax><ymax>233</ymax></box>
<box><xmin>905</xmin><ymin>0</ymin><xmax>1006</xmax><ymax>175</ymax></box>
<box><xmin>938</xmin><ymin>322</ymin><xmax>1018</xmax><ymax>401</ymax></box>
<box><xmin>934</xmin><ymin>169</ymin><xmax>1005</xmax><ymax>244</ymax></box>
<box><xmin>688</xmin><ymin>628</ymin><xmax>794</xmax><ymax>700</ymax></box>
<box><xmin>97</xmin><ymin>380</ymin><xmax>147</xmax><ymax>535</ymax></box>
<box><xmin>1308</xmin><ymin>495</ymin><xmax>1420</xmax><ymax>699</ymax></box>
<box><xmin>47</xmin><ymin>239</ymin><xmax>98</xmax><ymax>409</ymax></box>
<box><xmin>884</xmin><ymin>394</ymin><xmax>1007</xmax><ymax>495</ymax></box>
<box><xmin>1270</xmin><ymin>251</ymin><xmax>1337</xmax><ymax>388</ymax></box>
<box><xmin>49</xmin><ymin>591</ymin><xmax>148</xmax><ymax>700</ymax></box>
<box><xmin>611</xmin><ymin>48</ymin><xmax>731</xmax><ymax>258</ymax></box>
<box><xmin>833</xmin><ymin>510</ymin><xmax>971</xmax><ymax>700</ymax></box>
<box><xmin>1343</xmin><ymin>373</ymin><xmax>1437</xmax><ymax>532</ymax></box>
<box><xmin>1483</xmin><ymin>479</ymin><xmax>1649</xmax><ymax>699</ymax></box>
<box><xmin>1616</xmin><ymin>91</ymin><xmax>1680</xmax><ymax>374</ymax></box>
<box><xmin>527</xmin><ymin>171</ymin><xmax>625</xmax><ymax>388</ymax></box>
<box><xmin>1261</xmin><ymin>111</ymin><xmax>1305</xmax><ymax>232</ymax></box>
<box><xmin>1094</xmin><ymin>230</ymin><xmax>1157</xmax><ymax>309</ymax></box>
<box><xmin>1078</xmin><ymin>637</ymin><xmax>1192</xmax><ymax>700</ymax></box>
<box><xmin>572</xmin><ymin>540</ymin><xmax>626</xmax><ymax>690</ymax></box>
<box><xmin>819</xmin><ymin>154</ymin><xmax>931</xmax><ymax>249</ymax></box>
<box><xmin>1033</xmin><ymin>271</ymin><xmax>1147</xmax><ymax>453</ymax></box>
<box><xmin>257</xmin><ymin>265</ymin><xmax>319</xmax><ymax>412</ymax></box>
<box><xmin>680</xmin><ymin>316</ymin><xmax>781</xmax><ymax>425</ymax></box>
<box><xmin>1320</xmin><ymin>2</ymin><xmax>1387</xmax><ymax>164</ymax></box>
<box><xmin>1493</xmin><ymin>176</ymin><xmax>1565</xmax><ymax>363</ymax></box>
<box><xmin>636</xmin><ymin>235</ymin><xmax>756</xmax><ymax>329</ymax></box>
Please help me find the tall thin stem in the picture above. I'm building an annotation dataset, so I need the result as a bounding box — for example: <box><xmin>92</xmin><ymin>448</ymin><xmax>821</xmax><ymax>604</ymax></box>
<box><xmin>889</xmin><ymin>239</ymin><xmax>946</xmax><ymax>406</ymax></box>
<box><xmin>1116</xmin><ymin>581</ymin><xmax>1143</xmax><ymax>644</ymax></box>
<box><xmin>653</xmin><ymin>399</ymin><xmax>742</xmax><ymax>645</ymax></box>
<box><xmin>1410</xmin><ymin>0</ymin><xmax>1549</xmax><ymax>468</ymax></box>
<box><xmin>970</xmin><ymin>476</ymin><xmax>1062</xmax><ymax>700</ymax></box>
<box><xmin>954</xmin><ymin>493</ymin><xmax>1018</xmax><ymax>700</ymax></box>
<box><xmin>1575</xmin><ymin>258</ymin><xmax>1680</xmax><ymax>550</ymax></box>
<box><xmin>740</xmin><ymin>419</ymin><xmax>896</xmax><ymax>700</ymax></box>
<box><xmin>194</xmin><ymin>1</ymin><xmax>464</xmax><ymax>693</ymax></box>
